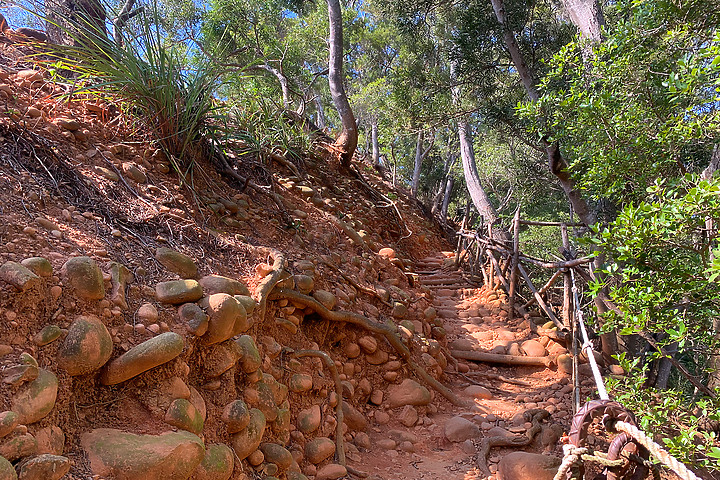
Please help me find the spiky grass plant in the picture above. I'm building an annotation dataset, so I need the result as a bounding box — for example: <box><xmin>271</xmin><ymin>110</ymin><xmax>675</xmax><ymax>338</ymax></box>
<box><xmin>35</xmin><ymin>2</ymin><xmax>222</xmax><ymax>174</ymax></box>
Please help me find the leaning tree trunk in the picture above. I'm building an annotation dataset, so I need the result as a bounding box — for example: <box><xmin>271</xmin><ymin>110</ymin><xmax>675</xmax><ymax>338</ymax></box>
<box><xmin>457</xmin><ymin>119</ymin><xmax>501</xmax><ymax>227</ymax></box>
<box><xmin>411</xmin><ymin>131</ymin><xmax>424</xmax><ymax>198</ymax></box>
<box><xmin>489</xmin><ymin>0</ymin><xmax>596</xmax><ymax>227</ymax></box>
<box><xmin>327</xmin><ymin>0</ymin><xmax>358</xmax><ymax>167</ymax></box>
<box><xmin>47</xmin><ymin>0</ymin><xmax>108</xmax><ymax>48</ymax></box>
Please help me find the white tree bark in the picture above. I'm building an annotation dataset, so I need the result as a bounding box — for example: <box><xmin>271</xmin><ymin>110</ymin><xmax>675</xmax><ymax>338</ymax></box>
<box><xmin>371</xmin><ymin>121</ymin><xmax>380</xmax><ymax>166</ymax></box>
<box><xmin>560</xmin><ymin>0</ymin><xmax>605</xmax><ymax>42</ymax></box>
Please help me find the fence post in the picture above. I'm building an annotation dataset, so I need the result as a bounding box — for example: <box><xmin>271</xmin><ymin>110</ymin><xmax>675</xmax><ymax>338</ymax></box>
<box><xmin>508</xmin><ymin>208</ymin><xmax>521</xmax><ymax>316</ymax></box>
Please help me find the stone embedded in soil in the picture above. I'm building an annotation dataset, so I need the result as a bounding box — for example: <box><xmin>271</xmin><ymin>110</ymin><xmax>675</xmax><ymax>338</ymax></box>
<box><xmin>18</xmin><ymin>454</ymin><xmax>70</xmax><ymax>480</ymax></box>
<box><xmin>0</xmin><ymin>261</ymin><xmax>40</xmax><ymax>291</ymax></box>
<box><xmin>449</xmin><ymin>338</ymin><xmax>475</xmax><ymax>351</ymax></box>
<box><xmin>0</xmin><ymin>412</ymin><xmax>18</xmax><ymax>438</ymax></box>
<box><xmin>178</xmin><ymin>303</ymin><xmax>209</xmax><ymax>336</ymax></box>
<box><xmin>61</xmin><ymin>256</ymin><xmax>105</xmax><ymax>300</ymax></box>
<box><xmin>137</xmin><ymin>303</ymin><xmax>159</xmax><ymax>323</ymax></box>
<box><xmin>33</xmin><ymin>325</ymin><xmax>64</xmax><ymax>347</ymax></box>
<box><xmin>82</xmin><ymin>428</ymin><xmax>204</xmax><ymax>480</ymax></box>
<box><xmin>297</xmin><ymin>405</ymin><xmax>321</xmax><ymax>434</ymax></box>
<box><xmin>58</xmin><ymin>315</ymin><xmax>113</xmax><ymax>376</ymax></box>
<box><xmin>444</xmin><ymin>416</ymin><xmax>480</xmax><ymax>442</ymax></box>
<box><xmin>155</xmin><ymin>247</ymin><xmax>198</xmax><ymax>278</ymax></box>
<box><xmin>342</xmin><ymin>402</ymin><xmax>367</xmax><ymax>431</ymax></box>
<box><xmin>11</xmin><ymin>369</ymin><xmax>58</xmax><ymax>424</ymax></box>
<box><xmin>192</xmin><ymin>443</ymin><xmax>234</xmax><ymax>480</ymax></box>
<box><xmin>34</xmin><ymin>426</ymin><xmax>64</xmax><ymax>455</ymax></box>
<box><xmin>386</xmin><ymin>379</ymin><xmax>431</xmax><ymax>408</ymax></box>
<box><xmin>100</xmin><ymin>332</ymin><xmax>184</xmax><ymax>385</ymax></box>
<box><xmin>199</xmin><ymin>274</ymin><xmax>250</xmax><ymax>296</ymax></box>
<box><xmin>288</xmin><ymin>374</ymin><xmax>313</xmax><ymax>393</ymax></box>
<box><xmin>304</xmin><ymin>437</ymin><xmax>335</xmax><ymax>464</ymax></box>
<box><xmin>315</xmin><ymin>463</ymin><xmax>347</xmax><ymax>480</ymax></box>
<box><xmin>464</xmin><ymin>385</ymin><xmax>493</xmax><ymax>400</ymax></box>
<box><xmin>260</xmin><ymin>443</ymin><xmax>293</xmax><ymax>472</ymax></box>
<box><xmin>557</xmin><ymin>353</ymin><xmax>572</xmax><ymax>375</ymax></box>
<box><xmin>0</xmin><ymin>434</ymin><xmax>37</xmax><ymax>461</ymax></box>
<box><xmin>0</xmin><ymin>455</ymin><xmax>15</xmax><ymax>480</ymax></box>
<box><xmin>294</xmin><ymin>274</ymin><xmax>314</xmax><ymax>294</ymax></box>
<box><xmin>230</xmin><ymin>408</ymin><xmax>266</xmax><ymax>460</ymax></box>
<box><xmin>497</xmin><ymin>452</ymin><xmax>561</xmax><ymax>480</ymax></box>
<box><xmin>165</xmin><ymin>398</ymin><xmax>204</xmax><ymax>435</ymax></box>
<box><xmin>3</xmin><ymin>353</ymin><xmax>38</xmax><ymax>387</ymax></box>
<box><xmin>202</xmin><ymin>293</ymin><xmax>248</xmax><ymax>344</ymax></box>
<box><xmin>156</xmin><ymin>280</ymin><xmax>203</xmax><ymax>304</ymax></box>
<box><xmin>273</xmin><ymin>408</ymin><xmax>291</xmax><ymax>445</ymax></box>
<box><xmin>222</xmin><ymin>400</ymin><xmax>250</xmax><ymax>433</ymax></box>
<box><xmin>358</xmin><ymin>336</ymin><xmax>377</xmax><ymax>354</ymax></box>
<box><xmin>397</xmin><ymin>405</ymin><xmax>418</xmax><ymax>427</ymax></box>
<box><xmin>521</xmin><ymin>339</ymin><xmax>546</xmax><ymax>357</ymax></box>
<box><xmin>20</xmin><ymin>257</ymin><xmax>52</xmax><ymax>278</ymax></box>
<box><xmin>233</xmin><ymin>295</ymin><xmax>257</xmax><ymax>315</ymax></box>
<box><xmin>365</xmin><ymin>349</ymin><xmax>389</xmax><ymax>365</ymax></box>
<box><xmin>313</xmin><ymin>290</ymin><xmax>336</xmax><ymax>310</ymax></box>
<box><xmin>236</xmin><ymin>335</ymin><xmax>261</xmax><ymax>373</ymax></box>
<box><xmin>391</xmin><ymin>302</ymin><xmax>408</xmax><ymax>319</ymax></box>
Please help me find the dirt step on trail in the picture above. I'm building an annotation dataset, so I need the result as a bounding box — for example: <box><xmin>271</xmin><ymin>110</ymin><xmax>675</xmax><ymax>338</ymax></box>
<box><xmin>355</xmin><ymin>251</ymin><xmax>579</xmax><ymax>480</ymax></box>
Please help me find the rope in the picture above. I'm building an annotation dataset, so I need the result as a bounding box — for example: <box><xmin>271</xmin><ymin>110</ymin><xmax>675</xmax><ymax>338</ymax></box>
<box><xmin>614</xmin><ymin>421</ymin><xmax>701</xmax><ymax>480</ymax></box>
<box><xmin>570</xmin><ymin>269</ymin><xmax>609</xmax><ymax>400</ymax></box>
<box><xmin>553</xmin><ymin>444</ymin><xmax>588</xmax><ymax>480</ymax></box>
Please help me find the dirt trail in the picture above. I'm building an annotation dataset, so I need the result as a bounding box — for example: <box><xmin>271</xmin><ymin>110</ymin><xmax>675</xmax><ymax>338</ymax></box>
<box><xmin>356</xmin><ymin>251</ymin><xmax>576</xmax><ymax>480</ymax></box>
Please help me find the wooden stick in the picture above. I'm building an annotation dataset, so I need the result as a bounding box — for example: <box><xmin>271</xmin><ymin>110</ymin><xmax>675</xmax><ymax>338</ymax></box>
<box><xmin>509</xmin><ymin>208</ymin><xmax>521</xmax><ymax>315</ymax></box>
<box><xmin>522</xmin><ymin>269</ymin><xmax>563</xmax><ymax>308</ymax></box>
<box><xmin>451</xmin><ymin>350</ymin><xmax>554</xmax><ymax>367</ymax></box>
<box><xmin>489</xmin><ymin>251</ymin><xmax>509</xmax><ymax>291</ymax></box>
<box><xmin>562</xmin><ymin>224</ymin><xmax>572</xmax><ymax>329</ymax></box>
<box><xmin>518</xmin><ymin>263</ymin><xmax>564</xmax><ymax>330</ymax></box>
<box><xmin>519</xmin><ymin>220</ymin><xmax>584</xmax><ymax>227</ymax></box>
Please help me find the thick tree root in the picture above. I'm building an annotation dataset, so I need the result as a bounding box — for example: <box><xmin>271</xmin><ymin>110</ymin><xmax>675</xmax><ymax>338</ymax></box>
<box><xmin>291</xmin><ymin>350</ymin><xmax>346</xmax><ymax>467</ymax></box>
<box><xmin>451</xmin><ymin>350</ymin><xmax>554</xmax><ymax>368</ymax></box>
<box><xmin>269</xmin><ymin>288</ymin><xmax>471</xmax><ymax>408</ymax></box>
<box><xmin>476</xmin><ymin>409</ymin><xmax>549</xmax><ymax>477</ymax></box>
<box><xmin>253</xmin><ymin>247</ymin><xmax>287</xmax><ymax>322</ymax></box>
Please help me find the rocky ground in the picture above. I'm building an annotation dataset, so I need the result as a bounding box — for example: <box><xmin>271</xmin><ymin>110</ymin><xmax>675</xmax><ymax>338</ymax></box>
<box><xmin>0</xmin><ymin>39</ymin><xmax>601</xmax><ymax>480</ymax></box>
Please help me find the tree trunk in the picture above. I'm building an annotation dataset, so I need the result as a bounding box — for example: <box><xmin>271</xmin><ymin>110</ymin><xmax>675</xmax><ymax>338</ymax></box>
<box><xmin>411</xmin><ymin>131</ymin><xmax>424</xmax><ymax>198</ymax></box>
<box><xmin>560</xmin><ymin>0</ymin><xmax>605</xmax><ymax>42</ymax></box>
<box><xmin>489</xmin><ymin>0</ymin><xmax>596</xmax><ymax>226</ymax></box>
<box><xmin>113</xmin><ymin>0</ymin><xmax>143</xmax><ymax>45</ymax></box>
<box><xmin>47</xmin><ymin>0</ymin><xmax>108</xmax><ymax>48</ymax></box>
<box><xmin>458</xmin><ymin>119</ymin><xmax>500</xmax><ymax>226</ymax></box>
<box><xmin>314</xmin><ymin>93</ymin><xmax>327</xmax><ymax>130</ymax></box>
<box><xmin>441</xmin><ymin>175</ymin><xmax>454</xmax><ymax>221</ymax></box>
<box><xmin>250</xmin><ymin>64</ymin><xmax>293</xmax><ymax>109</ymax></box>
<box><xmin>327</xmin><ymin>0</ymin><xmax>358</xmax><ymax>167</ymax></box>
<box><xmin>371</xmin><ymin>121</ymin><xmax>380</xmax><ymax>167</ymax></box>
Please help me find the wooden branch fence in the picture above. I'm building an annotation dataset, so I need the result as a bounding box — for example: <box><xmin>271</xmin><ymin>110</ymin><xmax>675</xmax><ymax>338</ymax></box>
<box><xmin>453</xmin><ymin>214</ymin><xmax>593</xmax><ymax>332</ymax></box>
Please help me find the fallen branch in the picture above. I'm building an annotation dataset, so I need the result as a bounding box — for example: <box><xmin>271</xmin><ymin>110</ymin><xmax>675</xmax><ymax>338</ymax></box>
<box><xmin>451</xmin><ymin>350</ymin><xmax>554</xmax><ymax>368</ymax></box>
<box><xmin>523</xmin><ymin>269</ymin><xmax>563</xmax><ymax>309</ymax></box>
<box><xmin>253</xmin><ymin>247</ymin><xmax>287</xmax><ymax>322</ymax></box>
<box><xmin>448</xmin><ymin>370</ymin><xmax>531</xmax><ymax>387</ymax></box>
<box><xmin>518</xmin><ymin>264</ymin><xmax>565</xmax><ymax>331</ymax></box>
<box><xmin>476</xmin><ymin>409</ymin><xmax>549</xmax><ymax>477</ymax></box>
<box><xmin>269</xmin><ymin>289</ymin><xmax>471</xmax><ymax>407</ymax></box>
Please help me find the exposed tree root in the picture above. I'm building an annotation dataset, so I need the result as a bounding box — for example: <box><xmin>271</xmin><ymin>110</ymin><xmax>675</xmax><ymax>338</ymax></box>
<box><xmin>476</xmin><ymin>409</ymin><xmax>549</xmax><ymax>477</ymax></box>
<box><xmin>451</xmin><ymin>350</ymin><xmax>554</xmax><ymax>368</ymax></box>
<box><xmin>269</xmin><ymin>289</ymin><xmax>471</xmax><ymax>408</ymax></box>
<box><xmin>253</xmin><ymin>247</ymin><xmax>287</xmax><ymax>322</ymax></box>
<box><xmin>290</xmin><ymin>350</ymin><xmax>347</xmax><ymax>467</ymax></box>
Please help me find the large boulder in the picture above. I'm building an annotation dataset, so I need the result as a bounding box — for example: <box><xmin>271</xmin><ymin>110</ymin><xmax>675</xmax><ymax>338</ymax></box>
<box><xmin>11</xmin><ymin>369</ymin><xmax>58</xmax><ymax>424</ymax></box>
<box><xmin>100</xmin><ymin>332</ymin><xmax>184</xmax><ymax>385</ymax></box>
<box><xmin>444</xmin><ymin>416</ymin><xmax>480</xmax><ymax>443</ymax></box>
<box><xmin>199</xmin><ymin>275</ymin><xmax>250</xmax><ymax>296</ymax></box>
<box><xmin>155</xmin><ymin>248</ymin><xmax>198</xmax><ymax>278</ymax></box>
<box><xmin>156</xmin><ymin>280</ymin><xmax>203</xmax><ymax>304</ymax></box>
<box><xmin>230</xmin><ymin>408</ymin><xmax>266</xmax><ymax>460</ymax></box>
<box><xmin>191</xmin><ymin>443</ymin><xmax>234</xmax><ymax>480</ymax></box>
<box><xmin>0</xmin><ymin>261</ymin><xmax>40</xmax><ymax>292</ymax></box>
<box><xmin>201</xmin><ymin>294</ymin><xmax>247</xmax><ymax>345</ymax></box>
<box><xmin>57</xmin><ymin>315</ymin><xmax>113</xmax><ymax>376</ymax></box>
<box><xmin>497</xmin><ymin>452</ymin><xmax>561</xmax><ymax>480</ymax></box>
<box><xmin>386</xmin><ymin>379</ymin><xmax>431</xmax><ymax>408</ymax></box>
<box><xmin>61</xmin><ymin>256</ymin><xmax>105</xmax><ymax>300</ymax></box>
<box><xmin>82</xmin><ymin>429</ymin><xmax>204</xmax><ymax>480</ymax></box>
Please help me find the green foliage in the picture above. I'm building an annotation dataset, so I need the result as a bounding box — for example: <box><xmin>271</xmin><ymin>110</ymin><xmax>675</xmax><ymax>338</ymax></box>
<box><xmin>519</xmin><ymin>0</ymin><xmax>720</xmax><ymax>204</ymax></box>
<box><xmin>41</xmin><ymin>5</ymin><xmax>222</xmax><ymax>170</ymax></box>
<box><xmin>587</xmin><ymin>175</ymin><xmax>720</xmax><ymax>469</ymax></box>
<box><xmin>607</xmin><ymin>354</ymin><xmax>720</xmax><ymax>471</ymax></box>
